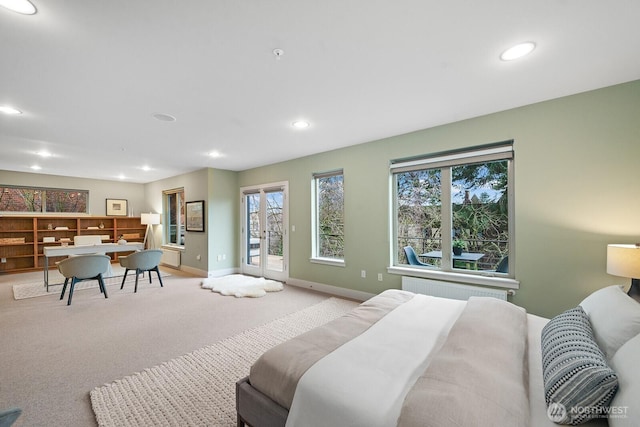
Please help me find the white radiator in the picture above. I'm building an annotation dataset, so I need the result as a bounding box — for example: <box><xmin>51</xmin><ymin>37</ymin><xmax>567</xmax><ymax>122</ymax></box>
<box><xmin>401</xmin><ymin>276</ymin><xmax>507</xmax><ymax>301</ymax></box>
<box><xmin>161</xmin><ymin>248</ymin><xmax>181</xmax><ymax>268</ymax></box>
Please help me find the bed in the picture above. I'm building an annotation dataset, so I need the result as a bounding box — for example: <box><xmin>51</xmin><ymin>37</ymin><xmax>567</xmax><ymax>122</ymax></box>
<box><xmin>236</xmin><ymin>285</ymin><xmax>640</xmax><ymax>427</ymax></box>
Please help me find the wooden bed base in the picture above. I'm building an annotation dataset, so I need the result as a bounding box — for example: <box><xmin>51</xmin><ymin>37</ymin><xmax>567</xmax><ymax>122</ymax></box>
<box><xmin>236</xmin><ymin>376</ymin><xmax>288</xmax><ymax>427</ymax></box>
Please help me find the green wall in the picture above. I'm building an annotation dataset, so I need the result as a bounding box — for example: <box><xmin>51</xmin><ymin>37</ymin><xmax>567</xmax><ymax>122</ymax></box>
<box><xmin>239</xmin><ymin>80</ymin><xmax>640</xmax><ymax>317</ymax></box>
<box><xmin>207</xmin><ymin>168</ymin><xmax>238</xmax><ymax>274</ymax></box>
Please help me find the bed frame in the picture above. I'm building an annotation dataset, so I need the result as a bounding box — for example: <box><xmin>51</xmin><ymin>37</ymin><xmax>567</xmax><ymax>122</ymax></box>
<box><xmin>236</xmin><ymin>376</ymin><xmax>288</xmax><ymax>427</ymax></box>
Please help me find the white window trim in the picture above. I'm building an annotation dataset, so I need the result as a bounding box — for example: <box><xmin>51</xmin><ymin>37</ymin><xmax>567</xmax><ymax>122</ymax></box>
<box><xmin>310</xmin><ymin>257</ymin><xmax>346</xmax><ymax>267</ymax></box>
<box><xmin>390</xmin><ymin>141</ymin><xmax>515</xmax><ymax>279</ymax></box>
<box><xmin>311</xmin><ymin>169</ymin><xmax>345</xmax><ymax>263</ymax></box>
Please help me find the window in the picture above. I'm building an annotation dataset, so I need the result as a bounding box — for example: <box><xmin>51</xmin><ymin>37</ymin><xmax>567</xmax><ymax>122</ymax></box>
<box><xmin>311</xmin><ymin>170</ymin><xmax>344</xmax><ymax>264</ymax></box>
<box><xmin>163</xmin><ymin>188</ymin><xmax>185</xmax><ymax>246</ymax></box>
<box><xmin>391</xmin><ymin>142</ymin><xmax>514</xmax><ymax>281</ymax></box>
<box><xmin>0</xmin><ymin>185</ymin><xmax>89</xmax><ymax>213</ymax></box>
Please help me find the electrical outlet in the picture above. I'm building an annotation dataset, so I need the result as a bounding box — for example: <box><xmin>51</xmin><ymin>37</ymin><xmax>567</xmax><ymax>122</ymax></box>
<box><xmin>361</xmin><ymin>270</ymin><xmax>366</xmax><ymax>278</ymax></box>
<box><xmin>378</xmin><ymin>273</ymin><xmax>383</xmax><ymax>281</ymax></box>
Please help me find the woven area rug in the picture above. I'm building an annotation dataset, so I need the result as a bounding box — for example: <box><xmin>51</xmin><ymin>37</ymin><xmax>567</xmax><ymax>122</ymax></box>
<box><xmin>12</xmin><ymin>267</ymin><xmax>171</xmax><ymax>300</ymax></box>
<box><xmin>90</xmin><ymin>296</ymin><xmax>359</xmax><ymax>427</ymax></box>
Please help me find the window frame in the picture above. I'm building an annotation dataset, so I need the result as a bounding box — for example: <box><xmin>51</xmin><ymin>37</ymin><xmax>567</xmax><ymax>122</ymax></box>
<box><xmin>388</xmin><ymin>142</ymin><xmax>518</xmax><ymax>289</ymax></box>
<box><xmin>310</xmin><ymin>169</ymin><xmax>345</xmax><ymax>267</ymax></box>
<box><xmin>0</xmin><ymin>185</ymin><xmax>89</xmax><ymax>214</ymax></box>
<box><xmin>162</xmin><ymin>188</ymin><xmax>185</xmax><ymax>248</ymax></box>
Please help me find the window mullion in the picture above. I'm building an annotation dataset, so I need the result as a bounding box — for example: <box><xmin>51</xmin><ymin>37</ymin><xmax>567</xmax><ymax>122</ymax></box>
<box><xmin>440</xmin><ymin>167</ymin><xmax>453</xmax><ymax>271</ymax></box>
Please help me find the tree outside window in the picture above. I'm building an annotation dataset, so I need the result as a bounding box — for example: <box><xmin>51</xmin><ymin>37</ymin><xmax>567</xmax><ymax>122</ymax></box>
<box><xmin>0</xmin><ymin>186</ymin><xmax>87</xmax><ymax>213</ymax></box>
<box><xmin>393</xmin><ymin>144</ymin><xmax>512</xmax><ymax>275</ymax></box>
<box><xmin>313</xmin><ymin>171</ymin><xmax>344</xmax><ymax>260</ymax></box>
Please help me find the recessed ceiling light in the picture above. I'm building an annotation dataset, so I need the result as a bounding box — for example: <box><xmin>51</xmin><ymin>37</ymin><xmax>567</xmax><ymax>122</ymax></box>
<box><xmin>292</xmin><ymin>120</ymin><xmax>310</xmax><ymax>129</ymax></box>
<box><xmin>141</xmin><ymin>165</ymin><xmax>151</xmax><ymax>171</ymax></box>
<box><xmin>500</xmin><ymin>42</ymin><xmax>536</xmax><ymax>61</ymax></box>
<box><xmin>152</xmin><ymin>113</ymin><xmax>176</xmax><ymax>122</ymax></box>
<box><xmin>0</xmin><ymin>0</ymin><xmax>37</xmax><ymax>15</ymax></box>
<box><xmin>30</xmin><ymin>165</ymin><xmax>41</xmax><ymax>170</ymax></box>
<box><xmin>118</xmin><ymin>174</ymin><xmax>126</xmax><ymax>180</ymax></box>
<box><xmin>209</xmin><ymin>150</ymin><xmax>223</xmax><ymax>158</ymax></box>
<box><xmin>0</xmin><ymin>105</ymin><xmax>22</xmax><ymax>115</ymax></box>
<box><xmin>37</xmin><ymin>150</ymin><xmax>52</xmax><ymax>157</ymax></box>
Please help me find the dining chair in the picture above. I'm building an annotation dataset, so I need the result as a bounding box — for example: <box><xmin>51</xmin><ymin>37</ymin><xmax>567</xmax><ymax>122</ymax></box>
<box><xmin>119</xmin><ymin>249</ymin><xmax>164</xmax><ymax>293</ymax></box>
<box><xmin>57</xmin><ymin>254</ymin><xmax>111</xmax><ymax>305</ymax></box>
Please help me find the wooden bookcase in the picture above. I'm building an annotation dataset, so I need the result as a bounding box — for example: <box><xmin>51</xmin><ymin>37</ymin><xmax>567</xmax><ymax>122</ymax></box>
<box><xmin>0</xmin><ymin>215</ymin><xmax>145</xmax><ymax>273</ymax></box>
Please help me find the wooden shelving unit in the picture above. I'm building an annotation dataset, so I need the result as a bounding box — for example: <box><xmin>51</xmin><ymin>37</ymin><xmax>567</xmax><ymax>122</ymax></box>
<box><xmin>0</xmin><ymin>215</ymin><xmax>145</xmax><ymax>273</ymax></box>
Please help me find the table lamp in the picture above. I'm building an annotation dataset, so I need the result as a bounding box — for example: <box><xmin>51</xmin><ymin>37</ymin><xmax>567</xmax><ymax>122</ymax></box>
<box><xmin>606</xmin><ymin>243</ymin><xmax>640</xmax><ymax>302</ymax></box>
<box><xmin>141</xmin><ymin>213</ymin><xmax>161</xmax><ymax>249</ymax></box>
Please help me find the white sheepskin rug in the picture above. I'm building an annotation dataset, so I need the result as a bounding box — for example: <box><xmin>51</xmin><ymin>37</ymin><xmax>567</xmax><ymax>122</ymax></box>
<box><xmin>201</xmin><ymin>274</ymin><xmax>284</xmax><ymax>298</ymax></box>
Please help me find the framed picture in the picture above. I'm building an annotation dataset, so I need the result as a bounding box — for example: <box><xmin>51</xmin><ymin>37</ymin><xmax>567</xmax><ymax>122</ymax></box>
<box><xmin>186</xmin><ymin>200</ymin><xmax>205</xmax><ymax>232</ymax></box>
<box><xmin>106</xmin><ymin>198</ymin><xmax>128</xmax><ymax>216</ymax></box>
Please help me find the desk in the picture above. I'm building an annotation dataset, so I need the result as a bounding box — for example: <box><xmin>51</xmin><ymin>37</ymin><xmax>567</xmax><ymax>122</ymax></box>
<box><xmin>43</xmin><ymin>243</ymin><xmax>143</xmax><ymax>291</ymax></box>
<box><xmin>420</xmin><ymin>250</ymin><xmax>485</xmax><ymax>270</ymax></box>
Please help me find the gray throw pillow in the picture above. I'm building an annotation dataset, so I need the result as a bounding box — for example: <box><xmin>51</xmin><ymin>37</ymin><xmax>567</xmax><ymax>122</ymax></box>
<box><xmin>541</xmin><ymin>306</ymin><xmax>618</xmax><ymax>425</ymax></box>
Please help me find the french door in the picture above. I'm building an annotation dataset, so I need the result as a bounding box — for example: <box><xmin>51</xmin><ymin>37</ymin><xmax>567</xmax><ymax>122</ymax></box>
<box><xmin>240</xmin><ymin>182</ymin><xmax>288</xmax><ymax>282</ymax></box>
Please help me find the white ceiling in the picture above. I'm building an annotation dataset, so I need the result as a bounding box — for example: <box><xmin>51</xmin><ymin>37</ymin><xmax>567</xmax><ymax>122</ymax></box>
<box><xmin>1</xmin><ymin>0</ymin><xmax>639</xmax><ymax>184</ymax></box>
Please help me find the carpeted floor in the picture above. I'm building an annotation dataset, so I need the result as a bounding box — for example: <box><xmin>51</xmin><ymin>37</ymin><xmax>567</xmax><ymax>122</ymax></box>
<box><xmin>0</xmin><ymin>269</ymin><xmax>353</xmax><ymax>427</ymax></box>
<box><xmin>90</xmin><ymin>297</ymin><xmax>357</xmax><ymax>426</ymax></box>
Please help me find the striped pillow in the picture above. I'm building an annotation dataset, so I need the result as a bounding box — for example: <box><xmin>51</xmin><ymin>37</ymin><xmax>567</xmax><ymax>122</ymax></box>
<box><xmin>541</xmin><ymin>306</ymin><xmax>618</xmax><ymax>425</ymax></box>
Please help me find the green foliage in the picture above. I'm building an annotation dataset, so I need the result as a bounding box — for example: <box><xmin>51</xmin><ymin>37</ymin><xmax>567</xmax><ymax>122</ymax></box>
<box><xmin>318</xmin><ymin>175</ymin><xmax>344</xmax><ymax>258</ymax></box>
<box><xmin>396</xmin><ymin>159</ymin><xmax>509</xmax><ymax>269</ymax></box>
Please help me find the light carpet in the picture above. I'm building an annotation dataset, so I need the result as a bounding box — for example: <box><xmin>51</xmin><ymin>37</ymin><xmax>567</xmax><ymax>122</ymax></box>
<box><xmin>12</xmin><ymin>267</ymin><xmax>171</xmax><ymax>300</ymax></box>
<box><xmin>201</xmin><ymin>274</ymin><xmax>283</xmax><ymax>298</ymax></box>
<box><xmin>90</xmin><ymin>296</ymin><xmax>359</xmax><ymax>427</ymax></box>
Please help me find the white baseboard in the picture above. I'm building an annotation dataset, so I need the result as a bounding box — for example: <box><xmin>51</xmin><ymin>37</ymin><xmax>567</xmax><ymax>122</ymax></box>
<box><xmin>286</xmin><ymin>278</ymin><xmax>375</xmax><ymax>302</ymax></box>
<box><xmin>171</xmin><ymin>265</ymin><xmax>204</xmax><ymax>277</ymax></box>
<box><xmin>175</xmin><ymin>265</ymin><xmax>239</xmax><ymax>278</ymax></box>
<box><xmin>206</xmin><ymin>267</ymin><xmax>240</xmax><ymax>278</ymax></box>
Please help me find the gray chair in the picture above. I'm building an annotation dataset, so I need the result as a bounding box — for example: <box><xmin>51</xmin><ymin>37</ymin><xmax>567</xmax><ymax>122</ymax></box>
<box><xmin>403</xmin><ymin>246</ymin><xmax>433</xmax><ymax>267</ymax></box>
<box><xmin>0</xmin><ymin>407</ymin><xmax>21</xmax><ymax>427</ymax></box>
<box><xmin>57</xmin><ymin>254</ymin><xmax>111</xmax><ymax>305</ymax></box>
<box><xmin>119</xmin><ymin>249</ymin><xmax>164</xmax><ymax>293</ymax></box>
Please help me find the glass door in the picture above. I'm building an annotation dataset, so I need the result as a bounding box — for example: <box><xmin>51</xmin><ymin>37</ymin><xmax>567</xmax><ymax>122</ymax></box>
<box><xmin>241</xmin><ymin>182</ymin><xmax>288</xmax><ymax>281</ymax></box>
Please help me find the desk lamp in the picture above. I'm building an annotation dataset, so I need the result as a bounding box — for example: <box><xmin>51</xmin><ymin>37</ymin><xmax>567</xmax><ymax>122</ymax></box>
<box><xmin>607</xmin><ymin>244</ymin><xmax>640</xmax><ymax>302</ymax></box>
<box><xmin>141</xmin><ymin>213</ymin><xmax>161</xmax><ymax>249</ymax></box>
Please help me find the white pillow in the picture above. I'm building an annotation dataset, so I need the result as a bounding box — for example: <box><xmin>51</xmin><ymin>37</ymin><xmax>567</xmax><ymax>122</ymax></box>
<box><xmin>609</xmin><ymin>333</ymin><xmax>640</xmax><ymax>427</ymax></box>
<box><xmin>580</xmin><ymin>285</ymin><xmax>640</xmax><ymax>359</ymax></box>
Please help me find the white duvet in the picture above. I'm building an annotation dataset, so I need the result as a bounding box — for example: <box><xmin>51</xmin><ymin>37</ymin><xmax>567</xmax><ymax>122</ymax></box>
<box><xmin>285</xmin><ymin>294</ymin><xmax>465</xmax><ymax>427</ymax></box>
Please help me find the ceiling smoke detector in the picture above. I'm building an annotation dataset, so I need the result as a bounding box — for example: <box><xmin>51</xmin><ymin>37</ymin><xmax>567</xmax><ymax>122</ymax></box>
<box><xmin>273</xmin><ymin>48</ymin><xmax>284</xmax><ymax>59</ymax></box>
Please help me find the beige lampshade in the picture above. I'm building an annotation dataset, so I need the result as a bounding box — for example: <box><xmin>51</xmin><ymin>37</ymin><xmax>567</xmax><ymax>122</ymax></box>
<box><xmin>607</xmin><ymin>244</ymin><xmax>640</xmax><ymax>279</ymax></box>
<box><xmin>140</xmin><ymin>213</ymin><xmax>161</xmax><ymax>225</ymax></box>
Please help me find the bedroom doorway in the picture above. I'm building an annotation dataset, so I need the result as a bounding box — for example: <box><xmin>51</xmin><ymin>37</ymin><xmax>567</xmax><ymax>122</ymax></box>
<box><xmin>240</xmin><ymin>182</ymin><xmax>288</xmax><ymax>282</ymax></box>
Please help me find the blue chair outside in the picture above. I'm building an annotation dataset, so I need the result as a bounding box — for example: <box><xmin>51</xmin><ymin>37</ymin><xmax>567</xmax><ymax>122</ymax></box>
<box><xmin>403</xmin><ymin>246</ymin><xmax>433</xmax><ymax>267</ymax></box>
<box><xmin>495</xmin><ymin>256</ymin><xmax>508</xmax><ymax>273</ymax></box>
